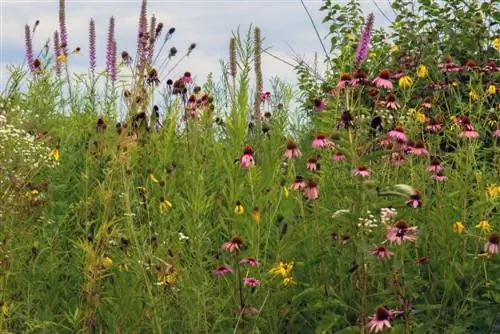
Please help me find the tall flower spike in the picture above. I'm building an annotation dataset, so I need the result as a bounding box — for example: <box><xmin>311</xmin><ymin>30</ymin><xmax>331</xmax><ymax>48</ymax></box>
<box><xmin>106</xmin><ymin>17</ymin><xmax>117</xmax><ymax>82</ymax></box>
<box><xmin>24</xmin><ymin>24</ymin><xmax>35</xmax><ymax>72</ymax></box>
<box><xmin>58</xmin><ymin>0</ymin><xmax>68</xmax><ymax>55</ymax></box>
<box><xmin>89</xmin><ymin>18</ymin><xmax>96</xmax><ymax>73</ymax></box>
<box><xmin>53</xmin><ymin>30</ymin><xmax>62</xmax><ymax>76</ymax></box>
<box><xmin>148</xmin><ymin>14</ymin><xmax>156</xmax><ymax>64</ymax></box>
<box><xmin>136</xmin><ymin>0</ymin><xmax>148</xmax><ymax>74</ymax></box>
<box><xmin>230</xmin><ymin>37</ymin><xmax>237</xmax><ymax>78</ymax></box>
<box><xmin>253</xmin><ymin>26</ymin><xmax>263</xmax><ymax>120</ymax></box>
<box><xmin>354</xmin><ymin>13</ymin><xmax>374</xmax><ymax>68</ymax></box>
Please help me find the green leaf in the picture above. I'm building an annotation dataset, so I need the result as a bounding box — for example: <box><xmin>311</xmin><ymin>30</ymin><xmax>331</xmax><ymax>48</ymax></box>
<box><xmin>492</xmin><ymin>11</ymin><xmax>500</xmax><ymax>22</ymax></box>
<box><xmin>315</xmin><ymin>314</ymin><xmax>344</xmax><ymax>334</ymax></box>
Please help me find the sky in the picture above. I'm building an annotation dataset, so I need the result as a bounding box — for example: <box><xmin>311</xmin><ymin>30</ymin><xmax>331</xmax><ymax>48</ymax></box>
<box><xmin>0</xmin><ymin>0</ymin><xmax>393</xmax><ymax>93</ymax></box>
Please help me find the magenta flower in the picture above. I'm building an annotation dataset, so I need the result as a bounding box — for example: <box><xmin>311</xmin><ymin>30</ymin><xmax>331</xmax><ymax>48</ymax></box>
<box><xmin>306</xmin><ymin>156</ymin><xmax>318</xmax><ymax>171</ymax></box>
<box><xmin>425</xmin><ymin>118</ymin><xmax>443</xmax><ymax>133</ymax></box>
<box><xmin>439</xmin><ymin>56</ymin><xmax>461</xmax><ymax>72</ymax></box>
<box><xmin>312</xmin><ymin>133</ymin><xmax>334</xmax><ymax>149</ymax></box>
<box><xmin>240</xmin><ymin>145</ymin><xmax>255</xmax><ymax>169</ymax></box>
<box><xmin>304</xmin><ymin>180</ymin><xmax>319</xmax><ymax>200</ymax></box>
<box><xmin>354</xmin><ymin>13</ymin><xmax>374</xmax><ymax>68</ymax></box>
<box><xmin>212</xmin><ymin>265</ymin><xmax>233</xmax><ymax>276</ymax></box>
<box><xmin>406</xmin><ymin>191</ymin><xmax>423</xmax><ymax>208</ymax></box>
<box><xmin>284</xmin><ymin>140</ymin><xmax>302</xmax><ymax>159</ymax></box>
<box><xmin>182</xmin><ymin>72</ymin><xmax>192</xmax><ymax>84</ymax></box>
<box><xmin>260</xmin><ymin>91</ymin><xmax>271</xmax><ymax>102</ymax></box>
<box><xmin>239</xmin><ymin>257</ymin><xmax>259</xmax><ymax>267</ymax></box>
<box><xmin>350</xmin><ymin>69</ymin><xmax>368</xmax><ymax>86</ymax></box>
<box><xmin>89</xmin><ymin>19</ymin><xmax>96</xmax><ymax>73</ymax></box>
<box><xmin>243</xmin><ymin>277</ymin><xmax>261</xmax><ymax>287</ymax></box>
<box><xmin>387</xmin><ymin>126</ymin><xmax>407</xmax><ymax>143</ymax></box>
<box><xmin>352</xmin><ymin>166</ymin><xmax>371</xmax><ymax>177</ymax></box>
<box><xmin>313</xmin><ymin>98</ymin><xmax>327</xmax><ymax>112</ymax></box>
<box><xmin>493</xmin><ymin>127</ymin><xmax>500</xmax><ymax>137</ymax></box>
<box><xmin>369</xmin><ymin>245</ymin><xmax>394</xmax><ymax>259</ymax></box>
<box><xmin>291</xmin><ymin>176</ymin><xmax>306</xmax><ymax>190</ymax></box>
<box><xmin>484</xmin><ymin>233</ymin><xmax>499</xmax><ymax>254</ymax></box>
<box><xmin>386</xmin><ymin>220</ymin><xmax>418</xmax><ymax>244</ymax></box>
<box><xmin>379</xmin><ymin>135</ymin><xmax>393</xmax><ymax>148</ymax></box>
<box><xmin>367</xmin><ymin>307</ymin><xmax>397</xmax><ymax>333</ymax></box>
<box><xmin>431</xmin><ymin>171</ymin><xmax>447</xmax><ymax>182</ymax></box>
<box><xmin>372</xmin><ymin>69</ymin><xmax>393</xmax><ymax>89</ymax></box>
<box><xmin>459</xmin><ymin>130</ymin><xmax>480</xmax><ymax>138</ymax></box>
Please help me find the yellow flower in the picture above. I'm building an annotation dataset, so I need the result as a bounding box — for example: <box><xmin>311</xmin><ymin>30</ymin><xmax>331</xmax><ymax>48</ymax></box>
<box><xmin>269</xmin><ymin>261</ymin><xmax>294</xmax><ymax>278</ymax></box>
<box><xmin>283</xmin><ymin>276</ymin><xmax>296</xmax><ymax>287</ymax></box>
<box><xmin>475</xmin><ymin>220</ymin><xmax>492</xmax><ymax>233</ymax></box>
<box><xmin>486</xmin><ymin>184</ymin><xmax>500</xmax><ymax>198</ymax></box>
<box><xmin>159</xmin><ymin>197</ymin><xmax>173</xmax><ymax>213</ymax></box>
<box><xmin>282</xmin><ymin>186</ymin><xmax>289</xmax><ymax>198</ymax></box>
<box><xmin>56</xmin><ymin>54</ymin><xmax>68</xmax><ymax>63</ymax></box>
<box><xmin>49</xmin><ymin>147</ymin><xmax>60</xmax><ymax>161</ymax></box>
<box><xmin>416</xmin><ymin>65</ymin><xmax>428</xmax><ymax>78</ymax></box>
<box><xmin>101</xmin><ymin>256</ymin><xmax>113</xmax><ymax>269</ymax></box>
<box><xmin>346</xmin><ymin>33</ymin><xmax>355</xmax><ymax>41</ymax></box>
<box><xmin>415</xmin><ymin>111</ymin><xmax>426</xmax><ymax>123</ymax></box>
<box><xmin>469</xmin><ymin>89</ymin><xmax>479</xmax><ymax>101</ymax></box>
<box><xmin>234</xmin><ymin>201</ymin><xmax>244</xmax><ymax>215</ymax></box>
<box><xmin>149</xmin><ymin>173</ymin><xmax>159</xmax><ymax>183</ymax></box>
<box><xmin>2</xmin><ymin>302</ymin><xmax>9</xmax><ymax>316</ymax></box>
<box><xmin>252</xmin><ymin>207</ymin><xmax>261</xmax><ymax>223</ymax></box>
<box><xmin>369</xmin><ymin>51</ymin><xmax>377</xmax><ymax>59</ymax></box>
<box><xmin>389</xmin><ymin>44</ymin><xmax>399</xmax><ymax>53</ymax></box>
<box><xmin>398</xmin><ymin>75</ymin><xmax>413</xmax><ymax>89</ymax></box>
<box><xmin>493</xmin><ymin>37</ymin><xmax>500</xmax><ymax>50</ymax></box>
<box><xmin>161</xmin><ymin>271</ymin><xmax>178</xmax><ymax>286</ymax></box>
<box><xmin>453</xmin><ymin>221</ymin><xmax>465</xmax><ymax>234</ymax></box>
<box><xmin>487</xmin><ymin>84</ymin><xmax>497</xmax><ymax>95</ymax></box>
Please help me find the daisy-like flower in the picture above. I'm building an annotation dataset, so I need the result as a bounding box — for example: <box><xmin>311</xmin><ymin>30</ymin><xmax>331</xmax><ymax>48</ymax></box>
<box><xmin>350</xmin><ymin>69</ymin><xmax>368</xmax><ymax>86</ymax></box>
<box><xmin>483</xmin><ymin>60</ymin><xmax>499</xmax><ymax>72</ymax></box>
<box><xmin>313</xmin><ymin>98</ymin><xmax>327</xmax><ymax>112</ymax></box>
<box><xmin>181</xmin><ymin>71</ymin><xmax>192</xmax><ymax>84</ymax></box>
<box><xmin>409</xmin><ymin>139</ymin><xmax>428</xmax><ymax>156</ymax></box>
<box><xmin>406</xmin><ymin>190</ymin><xmax>423</xmax><ymax>208</ymax></box>
<box><xmin>487</xmin><ymin>84</ymin><xmax>497</xmax><ymax>95</ymax></box>
<box><xmin>352</xmin><ymin>166</ymin><xmax>371</xmax><ymax>177</ymax></box>
<box><xmin>283</xmin><ymin>276</ymin><xmax>296</xmax><ymax>286</ymax></box>
<box><xmin>372</xmin><ymin>69</ymin><xmax>393</xmax><ymax>89</ymax></box>
<box><xmin>379</xmin><ymin>135</ymin><xmax>393</xmax><ymax>148</ymax></box>
<box><xmin>398</xmin><ymin>75</ymin><xmax>413</xmax><ymax>88</ymax></box>
<box><xmin>369</xmin><ymin>245</ymin><xmax>394</xmax><ymax>259</ymax></box>
<box><xmin>416</xmin><ymin>64</ymin><xmax>428</xmax><ymax>78</ymax></box>
<box><xmin>387</xmin><ymin>126</ymin><xmax>407</xmax><ymax>142</ymax></box>
<box><xmin>291</xmin><ymin>176</ymin><xmax>306</xmax><ymax>190</ymax></box>
<box><xmin>332</xmin><ymin>151</ymin><xmax>346</xmax><ymax>161</ymax></box>
<box><xmin>269</xmin><ymin>261</ymin><xmax>294</xmax><ymax>277</ymax></box>
<box><xmin>493</xmin><ymin>37</ymin><xmax>500</xmax><ymax>50</ymax></box>
<box><xmin>240</xmin><ymin>257</ymin><xmax>259</xmax><ymax>266</ymax></box>
<box><xmin>306</xmin><ymin>156</ymin><xmax>318</xmax><ymax>171</ymax></box>
<box><xmin>243</xmin><ymin>277</ymin><xmax>261</xmax><ymax>287</ymax></box>
<box><xmin>469</xmin><ymin>89</ymin><xmax>480</xmax><ymax>102</ymax></box>
<box><xmin>234</xmin><ymin>201</ymin><xmax>244</xmax><ymax>215</ymax></box>
<box><xmin>431</xmin><ymin>170</ymin><xmax>447</xmax><ymax>182</ymax></box>
<box><xmin>475</xmin><ymin>220</ymin><xmax>492</xmax><ymax>233</ymax></box>
<box><xmin>159</xmin><ymin>197</ymin><xmax>173</xmax><ymax>213</ymax></box>
<box><xmin>284</xmin><ymin>140</ymin><xmax>302</xmax><ymax>159</ymax></box>
<box><xmin>337</xmin><ymin>72</ymin><xmax>352</xmax><ymax>88</ymax></box>
<box><xmin>49</xmin><ymin>147</ymin><xmax>60</xmax><ymax>161</ymax></box>
<box><xmin>484</xmin><ymin>233</ymin><xmax>499</xmax><ymax>254</ymax></box>
<box><xmin>386</xmin><ymin>219</ymin><xmax>418</xmax><ymax>244</ymax></box>
<box><xmin>221</xmin><ymin>236</ymin><xmax>244</xmax><ymax>253</ymax></box>
<box><xmin>425</xmin><ymin>118</ymin><xmax>443</xmax><ymax>133</ymax></box>
<box><xmin>420</xmin><ymin>96</ymin><xmax>433</xmax><ymax>109</ymax></box>
<box><xmin>212</xmin><ymin>265</ymin><xmax>233</xmax><ymax>276</ymax></box>
<box><xmin>383</xmin><ymin>92</ymin><xmax>400</xmax><ymax>110</ymax></box>
<box><xmin>464</xmin><ymin>59</ymin><xmax>479</xmax><ymax>71</ymax></box>
<box><xmin>240</xmin><ymin>145</ymin><xmax>256</xmax><ymax>168</ymax></box>
<box><xmin>439</xmin><ymin>55</ymin><xmax>461</xmax><ymax>72</ymax></box>
<box><xmin>304</xmin><ymin>179</ymin><xmax>319</xmax><ymax>200</ymax></box>
<box><xmin>427</xmin><ymin>156</ymin><xmax>443</xmax><ymax>172</ymax></box>
<box><xmin>367</xmin><ymin>307</ymin><xmax>395</xmax><ymax>333</ymax></box>
<box><xmin>311</xmin><ymin>133</ymin><xmax>334</xmax><ymax>149</ymax></box>
<box><xmin>453</xmin><ymin>221</ymin><xmax>465</xmax><ymax>234</ymax></box>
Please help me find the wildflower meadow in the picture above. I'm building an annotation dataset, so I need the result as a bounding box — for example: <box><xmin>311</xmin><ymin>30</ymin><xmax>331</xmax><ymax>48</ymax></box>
<box><xmin>1</xmin><ymin>0</ymin><xmax>499</xmax><ymax>333</ymax></box>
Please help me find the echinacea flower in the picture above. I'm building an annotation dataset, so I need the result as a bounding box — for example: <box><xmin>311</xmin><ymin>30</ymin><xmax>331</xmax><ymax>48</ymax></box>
<box><xmin>337</xmin><ymin>72</ymin><xmax>352</xmax><ymax>88</ymax></box>
<box><xmin>431</xmin><ymin>170</ymin><xmax>447</xmax><ymax>182</ymax></box>
<box><xmin>212</xmin><ymin>265</ymin><xmax>233</xmax><ymax>276</ymax></box>
<box><xmin>243</xmin><ymin>277</ymin><xmax>261</xmax><ymax>287</ymax></box>
<box><xmin>260</xmin><ymin>91</ymin><xmax>271</xmax><ymax>102</ymax></box>
<box><xmin>269</xmin><ymin>261</ymin><xmax>294</xmax><ymax>277</ymax></box>
<box><xmin>381</xmin><ymin>92</ymin><xmax>399</xmax><ymax>110</ymax></box>
<box><xmin>427</xmin><ymin>156</ymin><xmax>443</xmax><ymax>172</ymax></box>
<box><xmin>291</xmin><ymin>176</ymin><xmax>306</xmax><ymax>190</ymax></box>
<box><xmin>313</xmin><ymin>98</ymin><xmax>327</xmax><ymax>112</ymax></box>
<box><xmin>332</xmin><ymin>151</ymin><xmax>346</xmax><ymax>161</ymax></box>
<box><xmin>369</xmin><ymin>245</ymin><xmax>394</xmax><ymax>259</ymax></box>
<box><xmin>312</xmin><ymin>133</ymin><xmax>334</xmax><ymax>149</ymax></box>
<box><xmin>182</xmin><ymin>71</ymin><xmax>192</xmax><ymax>84</ymax></box>
<box><xmin>408</xmin><ymin>139</ymin><xmax>428</xmax><ymax>156</ymax></box>
<box><xmin>304</xmin><ymin>180</ymin><xmax>319</xmax><ymax>200</ymax></box>
<box><xmin>484</xmin><ymin>233</ymin><xmax>499</xmax><ymax>254</ymax></box>
<box><xmin>391</xmin><ymin>152</ymin><xmax>405</xmax><ymax>166</ymax></box>
<box><xmin>367</xmin><ymin>307</ymin><xmax>395</xmax><ymax>333</ymax></box>
<box><xmin>398</xmin><ymin>75</ymin><xmax>413</xmax><ymax>88</ymax></box>
<box><xmin>350</xmin><ymin>69</ymin><xmax>368</xmax><ymax>86</ymax></box>
<box><xmin>306</xmin><ymin>156</ymin><xmax>318</xmax><ymax>171</ymax></box>
<box><xmin>352</xmin><ymin>166</ymin><xmax>371</xmax><ymax>177</ymax></box>
<box><xmin>372</xmin><ymin>69</ymin><xmax>393</xmax><ymax>89</ymax></box>
<box><xmin>425</xmin><ymin>118</ymin><xmax>443</xmax><ymax>133</ymax></box>
<box><xmin>284</xmin><ymin>140</ymin><xmax>302</xmax><ymax>159</ymax></box>
<box><xmin>386</xmin><ymin>219</ymin><xmax>418</xmax><ymax>244</ymax></box>
<box><xmin>406</xmin><ymin>190</ymin><xmax>423</xmax><ymax>208</ymax></box>
<box><xmin>234</xmin><ymin>201</ymin><xmax>244</xmax><ymax>215</ymax></box>
<box><xmin>416</xmin><ymin>64</ymin><xmax>428</xmax><ymax>78</ymax></box>
<box><xmin>387</xmin><ymin>126</ymin><xmax>407</xmax><ymax>142</ymax></box>
<box><xmin>453</xmin><ymin>221</ymin><xmax>465</xmax><ymax>234</ymax></box>
<box><xmin>439</xmin><ymin>56</ymin><xmax>461</xmax><ymax>72</ymax></box>
<box><xmin>221</xmin><ymin>236</ymin><xmax>244</xmax><ymax>253</ymax></box>
<box><xmin>240</xmin><ymin>257</ymin><xmax>259</xmax><ymax>266</ymax></box>
<box><xmin>240</xmin><ymin>145</ymin><xmax>256</xmax><ymax>168</ymax></box>
<box><xmin>476</xmin><ymin>220</ymin><xmax>492</xmax><ymax>233</ymax></box>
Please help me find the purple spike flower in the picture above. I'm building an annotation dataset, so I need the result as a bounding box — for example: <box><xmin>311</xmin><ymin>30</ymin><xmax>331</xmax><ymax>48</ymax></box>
<box><xmin>89</xmin><ymin>18</ymin><xmax>96</xmax><ymax>73</ymax></box>
<box><xmin>24</xmin><ymin>24</ymin><xmax>35</xmax><ymax>71</ymax></box>
<box><xmin>354</xmin><ymin>13</ymin><xmax>374</xmax><ymax>68</ymax></box>
<box><xmin>58</xmin><ymin>0</ymin><xmax>68</xmax><ymax>55</ymax></box>
<box><xmin>54</xmin><ymin>30</ymin><xmax>62</xmax><ymax>76</ymax></box>
<box><xmin>137</xmin><ymin>0</ymin><xmax>148</xmax><ymax>75</ymax></box>
<box><xmin>148</xmin><ymin>14</ymin><xmax>156</xmax><ymax>64</ymax></box>
<box><xmin>106</xmin><ymin>16</ymin><xmax>117</xmax><ymax>81</ymax></box>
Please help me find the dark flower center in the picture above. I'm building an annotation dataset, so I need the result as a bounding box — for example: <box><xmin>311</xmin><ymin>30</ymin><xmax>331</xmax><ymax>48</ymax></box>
<box><xmin>376</xmin><ymin>307</ymin><xmax>391</xmax><ymax>321</ymax></box>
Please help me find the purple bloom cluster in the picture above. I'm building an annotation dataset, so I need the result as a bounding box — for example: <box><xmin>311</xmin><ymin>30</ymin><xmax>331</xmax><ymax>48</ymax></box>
<box><xmin>89</xmin><ymin>19</ymin><xmax>96</xmax><ymax>73</ymax></box>
<box><xmin>354</xmin><ymin>13</ymin><xmax>374</xmax><ymax>68</ymax></box>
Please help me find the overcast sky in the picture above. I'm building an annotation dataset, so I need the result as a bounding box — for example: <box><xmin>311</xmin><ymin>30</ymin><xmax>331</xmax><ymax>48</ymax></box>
<box><xmin>0</xmin><ymin>0</ymin><xmax>392</xmax><ymax>91</ymax></box>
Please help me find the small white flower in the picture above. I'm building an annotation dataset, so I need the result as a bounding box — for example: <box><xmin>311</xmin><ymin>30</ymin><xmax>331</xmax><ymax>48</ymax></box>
<box><xmin>178</xmin><ymin>232</ymin><xmax>189</xmax><ymax>241</ymax></box>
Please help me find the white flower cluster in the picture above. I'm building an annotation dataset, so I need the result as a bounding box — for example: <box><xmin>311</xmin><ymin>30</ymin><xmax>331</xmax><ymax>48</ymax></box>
<box><xmin>357</xmin><ymin>210</ymin><xmax>378</xmax><ymax>233</ymax></box>
<box><xmin>380</xmin><ymin>207</ymin><xmax>397</xmax><ymax>225</ymax></box>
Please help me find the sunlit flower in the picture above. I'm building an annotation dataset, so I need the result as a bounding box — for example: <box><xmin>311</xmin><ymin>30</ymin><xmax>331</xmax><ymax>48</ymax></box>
<box><xmin>484</xmin><ymin>233</ymin><xmax>499</xmax><ymax>254</ymax></box>
<box><xmin>369</xmin><ymin>245</ymin><xmax>394</xmax><ymax>259</ymax></box>
<box><xmin>398</xmin><ymin>75</ymin><xmax>413</xmax><ymax>88</ymax></box>
<box><xmin>221</xmin><ymin>236</ymin><xmax>244</xmax><ymax>253</ymax></box>
<box><xmin>212</xmin><ymin>265</ymin><xmax>232</xmax><ymax>276</ymax></box>
<box><xmin>159</xmin><ymin>197</ymin><xmax>173</xmax><ymax>212</ymax></box>
<box><xmin>240</xmin><ymin>257</ymin><xmax>259</xmax><ymax>267</ymax></box>
<box><xmin>493</xmin><ymin>37</ymin><xmax>500</xmax><ymax>50</ymax></box>
<box><xmin>269</xmin><ymin>261</ymin><xmax>294</xmax><ymax>277</ymax></box>
<box><xmin>49</xmin><ymin>147</ymin><xmax>60</xmax><ymax>161</ymax></box>
<box><xmin>304</xmin><ymin>179</ymin><xmax>319</xmax><ymax>200</ymax></box>
<box><xmin>284</xmin><ymin>140</ymin><xmax>302</xmax><ymax>159</ymax></box>
<box><xmin>243</xmin><ymin>277</ymin><xmax>261</xmax><ymax>287</ymax></box>
<box><xmin>234</xmin><ymin>201</ymin><xmax>245</xmax><ymax>215</ymax></box>
<box><xmin>251</xmin><ymin>207</ymin><xmax>261</xmax><ymax>223</ymax></box>
<box><xmin>101</xmin><ymin>256</ymin><xmax>113</xmax><ymax>269</ymax></box>
<box><xmin>453</xmin><ymin>221</ymin><xmax>465</xmax><ymax>234</ymax></box>
<box><xmin>416</xmin><ymin>64</ymin><xmax>428</xmax><ymax>78</ymax></box>
<box><xmin>386</xmin><ymin>219</ymin><xmax>418</xmax><ymax>244</ymax></box>
<box><xmin>372</xmin><ymin>69</ymin><xmax>393</xmax><ymax>89</ymax></box>
<box><xmin>240</xmin><ymin>145</ymin><xmax>256</xmax><ymax>168</ymax></box>
<box><xmin>475</xmin><ymin>220</ymin><xmax>492</xmax><ymax>233</ymax></box>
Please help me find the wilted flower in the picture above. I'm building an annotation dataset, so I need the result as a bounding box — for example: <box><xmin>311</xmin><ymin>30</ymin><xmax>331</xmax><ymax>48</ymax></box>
<box><xmin>251</xmin><ymin>207</ymin><xmax>261</xmax><ymax>223</ymax></box>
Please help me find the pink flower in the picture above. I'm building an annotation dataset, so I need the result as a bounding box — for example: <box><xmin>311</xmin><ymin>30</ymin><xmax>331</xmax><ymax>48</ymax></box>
<box><xmin>379</xmin><ymin>135</ymin><xmax>393</xmax><ymax>148</ymax></box>
<box><xmin>383</xmin><ymin>93</ymin><xmax>400</xmax><ymax>110</ymax></box>
<box><xmin>493</xmin><ymin>128</ymin><xmax>500</xmax><ymax>137</ymax></box>
<box><xmin>372</xmin><ymin>69</ymin><xmax>393</xmax><ymax>89</ymax></box>
<box><xmin>306</xmin><ymin>156</ymin><xmax>318</xmax><ymax>171</ymax></box>
<box><xmin>425</xmin><ymin>118</ymin><xmax>443</xmax><ymax>133</ymax></box>
<box><xmin>367</xmin><ymin>307</ymin><xmax>398</xmax><ymax>333</ymax></box>
<box><xmin>221</xmin><ymin>236</ymin><xmax>244</xmax><ymax>253</ymax></box>
<box><xmin>312</xmin><ymin>133</ymin><xmax>334</xmax><ymax>149</ymax></box>
<box><xmin>304</xmin><ymin>180</ymin><xmax>319</xmax><ymax>200</ymax></box>
<box><xmin>408</xmin><ymin>140</ymin><xmax>428</xmax><ymax>156</ymax></box>
<box><xmin>239</xmin><ymin>257</ymin><xmax>259</xmax><ymax>266</ymax></box>
<box><xmin>439</xmin><ymin>56</ymin><xmax>461</xmax><ymax>72</ymax></box>
<box><xmin>332</xmin><ymin>152</ymin><xmax>345</xmax><ymax>161</ymax></box>
<box><xmin>212</xmin><ymin>265</ymin><xmax>233</xmax><ymax>276</ymax></box>
<box><xmin>313</xmin><ymin>98</ymin><xmax>327</xmax><ymax>112</ymax></box>
<box><xmin>387</xmin><ymin>126</ymin><xmax>407</xmax><ymax>142</ymax></box>
<box><xmin>350</xmin><ymin>69</ymin><xmax>368</xmax><ymax>86</ymax></box>
<box><xmin>427</xmin><ymin>156</ymin><xmax>443</xmax><ymax>172</ymax></box>
<box><xmin>240</xmin><ymin>145</ymin><xmax>255</xmax><ymax>168</ymax></box>
<box><xmin>459</xmin><ymin>130</ymin><xmax>480</xmax><ymax>138</ymax></box>
<box><xmin>369</xmin><ymin>245</ymin><xmax>394</xmax><ymax>259</ymax></box>
<box><xmin>238</xmin><ymin>305</ymin><xmax>261</xmax><ymax>315</ymax></box>
<box><xmin>431</xmin><ymin>170</ymin><xmax>447</xmax><ymax>182</ymax></box>
<box><xmin>484</xmin><ymin>233</ymin><xmax>499</xmax><ymax>254</ymax></box>
<box><xmin>420</xmin><ymin>97</ymin><xmax>432</xmax><ymax>109</ymax></box>
<box><xmin>291</xmin><ymin>176</ymin><xmax>306</xmax><ymax>190</ymax></box>
<box><xmin>243</xmin><ymin>277</ymin><xmax>261</xmax><ymax>287</ymax></box>
<box><xmin>406</xmin><ymin>191</ymin><xmax>423</xmax><ymax>208</ymax></box>
<box><xmin>352</xmin><ymin>166</ymin><xmax>371</xmax><ymax>177</ymax></box>
<box><xmin>386</xmin><ymin>220</ymin><xmax>418</xmax><ymax>244</ymax></box>
<box><xmin>284</xmin><ymin>140</ymin><xmax>302</xmax><ymax>159</ymax></box>
<box><xmin>260</xmin><ymin>91</ymin><xmax>271</xmax><ymax>102</ymax></box>
<box><xmin>337</xmin><ymin>72</ymin><xmax>352</xmax><ymax>88</ymax></box>
<box><xmin>391</xmin><ymin>152</ymin><xmax>405</xmax><ymax>166</ymax></box>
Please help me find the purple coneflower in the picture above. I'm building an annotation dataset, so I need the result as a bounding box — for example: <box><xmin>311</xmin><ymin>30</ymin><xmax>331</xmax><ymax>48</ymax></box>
<box><xmin>312</xmin><ymin>133</ymin><xmax>334</xmax><ymax>149</ymax></box>
<box><xmin>313</xmin><ymin>98</ymin><xmax>327</xmax><ymax>112</ymax></box>
<box><xmin>260</xmin><ymin>91</ymin><xmax>271</xmax><ymax>102</ymax></box>
<box><xmin>431</xmin><ymin>170</ymin><xmax>447</xmax><ymax>182</ymax></box>
<box><xmin>212</xmin><ymin>265</ymin><xmax>233</xmax><ymax>276</ymax></box>
<box><xmin>221</xmin><ymin>236</ymin><xmax>244</xmax><ymax>253</ymax></box>
<box><xmin>369</xmin><ymin>245</ymin><xmax>394</xmax><ymax>259</ymax></box>
<box><xmin>350</xmin><ymin>69</ymin><xmax>368</xmax><ymax>86</ymax></box>
<box><xmin>373</xmin><ymin>69</ymin><xmax>393</xmax><ymax>89</ymax></box>
<box><xmin>306</xmin><ymin>156</ymin><xmax>318</xmax><ymax>171</ymax></box>
<box><xmin>439</xmin><ymin>55</ymin><xmax>461</xmax><ymax>72</ymax></box>
<box><xmin>304</xmin><ymin>180</ymin><xmax>319</xmax><ymax>200</ymax></box>
<box><xmin>291</xmin><ymin>176</ymin><xmax>306</xmax><ymax>190</ymax></box>
<box><xmin>239</xmin><ymin>257</ymin><xmax>259</xmax><ymax>267</ymax></box>
<box><xmin>425</xmin><ymin>118</ymin><xmax>443</xmax><ymax>133</ymax></box>
<box><xmin>409</xmin><ymin>139</ymin><xmax>428</xmax><ymax>156</ymax></box>
<box><xmin>391</xmin><ymin>152</ymin><xmax>405</xmax><ymax>166</ymax></box>
<box><xmin>243</xmin><ymin>277</ymin><xmax>261</xmax><ymax>287</ymax></box>
<box><xmin>367</xmin><ymin>306</ymin><xmax>395</xmax><ymax>333</ymax></box>
<box><xmin>493</xmin><ymin>126</ymin><xmax>500</xmax><ymax>137</ymax></box>
<box><xmin>386</xmin><ymin>219</ymin><xmax>418</xmax><ymax>244</ymax></box>
<box><xmin>420</xmin><ymin>96</ymin><xmax>432</xmax><ymax>109</ymax></box>
<box><xmin>240</xmin><ymin>145</ymin><xmax>256</xmax><ymax>169</ymax></box>
<box><xmin>337</xmin><ymin>72</ymin><xmax>352</xmax><ymax>88</ymax></box>
<box><xmin>379</xmin><ymin>135</ymin><xmax>393</xmax><ymax>148</ymax></box>
<box><xmin>284</xmin><ymin>140</ymin><xmax>302</xmax><ymax>159</ymax></box>
<box><xmin>484</xmin><ymin>233</ymin><xmax>499</xmax><ymax>254</ymax></box>
<box><xmin>406</xmin><ymin>190</ymin><xmax>423</xmax><ymax>208</ymax></box>
<box><xmin>383</xmin><ymin>92</ymin><xmax>400</xmax><ymax>110</ymax></box>
<box><xmin>332</xmin><ymin>151</ymin><xmax>345</xmax><ymax>161</ymax></box>
<box><xmin>427</xmin><ymin>156</ymin><xmax>443</xmax><ymax>172</ymax></box>
<box><xmin>387</xmin><ymin>126</ymin><xmax>407</xmax><ymax>143</ymax></box>
<box><xmin>352</xmin><ymin>166</ymin><xmax>371</xmax><ymax>177</ymax></box>
<box><xmin>182</xmin><ymin>72</ymin><xmax>192</xmax><ymax>84</ymax></box>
